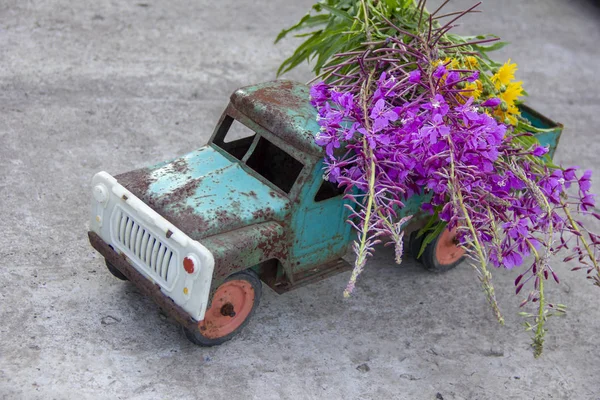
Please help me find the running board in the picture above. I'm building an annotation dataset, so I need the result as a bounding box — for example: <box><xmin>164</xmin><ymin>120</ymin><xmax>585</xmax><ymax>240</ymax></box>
<box><xmin>271</xmin><ymin>258</ymin><xmax>352</xmax><ymax>294</ymax></box>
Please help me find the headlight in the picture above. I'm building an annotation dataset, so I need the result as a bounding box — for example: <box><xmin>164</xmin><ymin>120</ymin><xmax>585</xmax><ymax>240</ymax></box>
<box><xmin>183</xmin><ymin>254</ymin><xmax>200</xmax><ymax>274</ymax></box>
<box><xmin>93</xmin><ymin>184</ymin><xmax>109</xmax><ymax>205</ymax></box>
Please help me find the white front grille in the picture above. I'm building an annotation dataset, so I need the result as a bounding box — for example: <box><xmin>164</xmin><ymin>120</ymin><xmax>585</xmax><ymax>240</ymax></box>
<box><xmin>113</xmin><ymin>208</ymin><xmax>175</xmax><ymax>287</ymax></box>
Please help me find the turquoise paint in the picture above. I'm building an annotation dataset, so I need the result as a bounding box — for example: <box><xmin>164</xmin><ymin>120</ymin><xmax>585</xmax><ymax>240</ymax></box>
<box><xmin>142</xmin><ymin>145</ymin><xmax>290</xmax><ymax>239</ymax></box>
<box><xmin>520</xmin><ymin>105</ymin><xmax>563</xmax><ymax>159</ymax></box>
<box><xmin>289</xmin><ymin>158</ymin><xmax>354</xmax><ymax>267</ymax></box>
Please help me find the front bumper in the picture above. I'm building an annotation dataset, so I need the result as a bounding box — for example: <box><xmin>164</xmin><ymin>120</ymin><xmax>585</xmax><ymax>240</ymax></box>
<box><xmin>88</xmin><ymin>231</ymin><xmax>198</xmax><ymax>331</ymax></box>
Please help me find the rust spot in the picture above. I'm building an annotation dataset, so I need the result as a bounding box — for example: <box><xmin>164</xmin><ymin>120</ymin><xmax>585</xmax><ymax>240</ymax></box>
<box><xmin>125</xmin><ymin>174</ymin><xmax>211</xmax><ymax>240</ymax></box>
<box><xmin>164</xmin><ymin>204</ymin><xmax>210</xmax><ymax>239</ymax></box>
<box><xmin>166</xmin><ymin>229</ymin><xmax>173</xmax><ymax>238</ymax></box>
<box><xmin>241</xmin><ymin>190</ymin><xmax>257</xmax><ymax>198</ymax></box>
<box><xmin>248</xmin><ymin>81</ymin><xmax>306</xmax><ymax>109</ymax></box>
<box><xmin>122</xmin><ymin>194</ymin><xmax>128</xmax><ymax>201</ymax></box>
<box><xmin>170</xmin><ymin>158</ymin><xmax>190</xmax><ymax>174</ymax></box>
<box><xmin>202</xmin><ymin>222</ymin><xmax>290</xmax><ymax>287</ymax></box>
<box><xmin>115</xmin><ymin>167</ymin><xmax>156</xmax><ymax>200</ymax></box>
<box><xmin>215</xmin><ymin>208</ymin><xmax>243</xmax><ymax>228</ymax></box>
<box><xmin>220</xmin><ymin>303</ymin><xmax>235</xmax><ymax>317</ymax></box>
<box><xmin>252</xmin><ymin>207</ymin><xmax>274</xmax><ymax>220</ymax></box>
<box><xmin>231</xmin><ymin>81</ymin><xmax>322</xmax><ymax>157</ymax></box>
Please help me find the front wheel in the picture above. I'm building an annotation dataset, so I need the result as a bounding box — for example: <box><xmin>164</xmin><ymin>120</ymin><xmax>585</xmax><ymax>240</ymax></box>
<box><xmin>183</xmin><ymin>270</ymin><xmax>262</xmax><ymax>346</ymax></box>
<box><xmin>105</xmin><ymin>260</ymin><xmax>128</xmax><ymax>281</ymax></box>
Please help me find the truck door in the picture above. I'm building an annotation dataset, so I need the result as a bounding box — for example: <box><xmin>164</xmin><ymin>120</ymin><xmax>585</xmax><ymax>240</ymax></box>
<box><xmin>290</xmin><ymin>159</ymin><xmax>354</xmax><ymax>268</ymax></box>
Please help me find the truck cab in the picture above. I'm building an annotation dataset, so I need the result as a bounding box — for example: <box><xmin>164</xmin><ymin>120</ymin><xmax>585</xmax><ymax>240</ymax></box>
<box><xmin>88</xmin><ymin>80</ymin><xmax>356</xmax><ymax>345</ymax></box>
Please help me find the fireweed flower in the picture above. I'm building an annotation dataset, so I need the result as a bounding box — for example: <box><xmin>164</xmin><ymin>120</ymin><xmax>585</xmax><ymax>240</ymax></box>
<box><xmin>433</xmin><ymin>64</ymin><xmax>447</xmax><ymax>79</ymax></box>
<box><xmin>409</xmin><ymin>70</ymin><xmax>421</xmax><ymax>83</ymax></box>
<box><xmin>370</xmin><ymin>98</ymin><xmax>399</xmax><ymax>132</ymax></box>
<box><xmin>306</xmin><ymin>16</ymin><xmax>600</xmax><ymax>356</ymax></box>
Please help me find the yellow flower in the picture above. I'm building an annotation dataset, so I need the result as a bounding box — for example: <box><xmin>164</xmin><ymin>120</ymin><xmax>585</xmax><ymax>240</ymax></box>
<box><xmin>500</xmin><ymin>81</ymin><xmax>524</xmax><ymax>104</ymax></box>
<box><xmin>463</xmin><ymin>80</ymin><xmax>482</xmax><ymax>100</ymax></box>
<box><xmin>432</xmin><ymin>57</ymin><xmax>459</xmax><ymax>70</ymax></box>
<box><xmin>464</xmin><ymin>56</ymin><xmax>478</xmax><ymax>69</ymax></box>
<box><xmin>494</xmin><ymin>103</ymin><xmax>520</xmax><ymax>126</ymax></box>
<box><xmin>492</xmin><ymin>59</ymin><xmax>518</xmax><ymax>89</ymax></box>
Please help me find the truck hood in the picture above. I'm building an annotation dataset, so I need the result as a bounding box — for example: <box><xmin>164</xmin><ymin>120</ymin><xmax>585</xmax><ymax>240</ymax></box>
<box><xmin>115</xmin><ymin>145</ymin><xmax>290</xmax><ymax>240</ymax></box>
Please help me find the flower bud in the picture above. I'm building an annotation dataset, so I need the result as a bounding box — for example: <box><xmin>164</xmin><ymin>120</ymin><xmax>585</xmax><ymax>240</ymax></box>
<box><xmin>514</xmin><ymin>274</ymin><xmax>524</xmax><ymax>286</ymax></box>
<box><xmin>500</xmin><ymin>101</ymin><xmax>508</xmax><ymax>112</ymax></box>
<box><xmin>500</xmin><ymin>84</ymin><xmax>507</xmax><ymax>93</ymax></box>
<box><xmin>515</xmin><ymin>283</ymin><xmax>524</xmax><ymax>294</ymax></box>
<box><xmin>481</xmin><ymin>98</ymin><xmax>501</xmax><ymax>107</ymax></box>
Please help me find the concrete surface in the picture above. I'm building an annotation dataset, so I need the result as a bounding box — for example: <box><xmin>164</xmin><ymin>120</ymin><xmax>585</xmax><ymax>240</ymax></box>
<box><xmin>1</xmin><ymin>0</ymin><xmax>600</xmax><ymax>399</ymax></box>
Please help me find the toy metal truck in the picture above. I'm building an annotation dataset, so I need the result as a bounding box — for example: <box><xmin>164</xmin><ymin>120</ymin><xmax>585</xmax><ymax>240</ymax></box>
<box><xmin>88</xmin><ymin>80</ymin><xmax>562</xmax><ymax>345</ymax></box>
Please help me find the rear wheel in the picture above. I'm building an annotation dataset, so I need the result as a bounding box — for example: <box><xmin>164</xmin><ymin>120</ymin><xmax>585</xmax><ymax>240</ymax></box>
<box><xmin>183</xmin><ymin>270</ymin><xmax>261</xmax><ymax>346</ymax></box>
<box><xmin>410</xmin><ymin>227</ymin><xmax>466</xmax><ymax>273</ymax></box>
<box><xmin>105</xmin><ymin>260</ymin><xmax>128</xmax><ymax>281</ymax></box>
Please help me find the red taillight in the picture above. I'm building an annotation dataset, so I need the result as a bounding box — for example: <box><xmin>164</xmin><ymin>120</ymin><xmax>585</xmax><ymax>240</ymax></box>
<box><xmin>183</xmin><ymin>257</ymin><xmax>195</xmax><ymax>274</ymax></box>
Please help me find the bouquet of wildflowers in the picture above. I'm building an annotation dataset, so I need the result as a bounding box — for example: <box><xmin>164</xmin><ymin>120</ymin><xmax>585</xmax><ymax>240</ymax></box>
<box><xmin>276</xmin><ymin>0</ymin><xmax>600</xmax><ymax>356</ymax></box>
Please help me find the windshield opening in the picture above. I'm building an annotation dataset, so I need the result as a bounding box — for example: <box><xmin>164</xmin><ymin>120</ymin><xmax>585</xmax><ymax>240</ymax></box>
<box><xmin>246</xmin><ymin>137</ymin><xmax>303</xmax><ymax>194</ymax></box>
<box><xmin>213</xmin><ymin>116</ymin><xmax>256</xmax><ymax>160</ymax></box>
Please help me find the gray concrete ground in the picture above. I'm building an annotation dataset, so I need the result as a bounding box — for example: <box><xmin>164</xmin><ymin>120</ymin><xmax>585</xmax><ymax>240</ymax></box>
<box><xmin>1</xmin><ymin>0</ymin><xmax>600</xmax><ymax>399</ymax></box>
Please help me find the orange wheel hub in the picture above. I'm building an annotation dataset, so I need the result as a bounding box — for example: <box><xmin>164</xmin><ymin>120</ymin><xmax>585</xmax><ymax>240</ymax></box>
<box><xmin>435</xmin><ymin>228</ymin><xmax>466</xmax><ymax>265</ymax></box>
<box><xmin>198</xmin><ymin>279</ymin><xmax>255</xmax><ymax>339</ymax></box>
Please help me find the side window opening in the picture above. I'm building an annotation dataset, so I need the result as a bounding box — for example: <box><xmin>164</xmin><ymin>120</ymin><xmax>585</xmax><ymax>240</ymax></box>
<box><xmin>315</xmin><ymin>179</ymin><xmax>344</xmax><ymax>202</ymax></box>
<box><xmin>214</xmin><ymin>116</ymin><xmax>256</xmax><ymax>160</ymax></box>
<box><xmin>246</xmin><ymin>137</ymin><xmax>303</xmax><ymax>194</ymax></box>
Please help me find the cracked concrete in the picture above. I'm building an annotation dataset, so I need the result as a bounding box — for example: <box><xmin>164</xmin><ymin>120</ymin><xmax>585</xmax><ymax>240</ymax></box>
<box><xmin>1</xmin><ymin>0</ymin><xmax>600</xmax><ymax>399</ymax></box>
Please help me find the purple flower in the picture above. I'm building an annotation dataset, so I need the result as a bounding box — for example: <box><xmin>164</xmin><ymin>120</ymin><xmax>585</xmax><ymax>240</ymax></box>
<box><xmin>370</xmin><ymin>98</ymin><xmax>398</xmax><ymax>132</ymax></box>
<box><xmin>481</xmin><ymin>98</ymin><xmax>501</xmax><ymax>107</ymax></box>
<box><xmin>445</xmin><ymin>71</ymin><xmax>460</xmax><ymax>87</ymax></box>
<box><xmin>331</xmin><ymin>91</ymin><xmax>354</xmax><ymax>111</ymax></box>
<box><xmin>503</xmin><ymin>249</ymin><xmax>524</xmax><ymax>269</ymax></box>
<box><xmin>579</xmin><ymin>169</ymin><xmax>593</xmax><ymax>192</ymax></box>
<box><xmin>455</xmin><ymin>97</ymin><xmax>479</xmax><ymax>121</ymax></box>
<box><xmin>421</xmin><ymin>202</ymin><xmax>434</xmax><ymax>214</ymax></box>
<box><xmin>581</xmin><ymin>193</ymin><xmax>596</xmax><ymax>211</ymax></box>
<box><xmin>467</xmin><ymin>70</ymin><xmax>479</xmax><ymax>82</ymax></box>
<box><xmin>433</xmin><ymin>64</ymin><xmax>447</xmax><ymax>79</ymax></box>
<box><xmin>503</xmin><ymin>218</ymin><xmax>529</xmax><ymax>240</ymax></box>
<box><xmin>423</xmin><ymin>94</ymin><xmax>449</xmax><ymax>116</ymax></box>
<box><xmin>564</xmin><ymin>166</ymin><xmax>579</xmax><ymax>181</ymax></box>
<box><xmin>532</xmin><ymin>146</ymin><xmax>549</xmax><ymax>157</ymax></box>
<box><xmin>309</xmin><ymin>46</ymin><xmax>600</xmax><ymax>305</ymax></box>
<box><xmin>310</xmin><ymin>82</ymin><xmax>329</xmax><ymax>106</ymax></box>
<box><xmin>409</xmin><ymin>70</ymin><xmax>421</xmax><ymax>83</ymax></box>
<box><xmin>420</xmin><ymin>113</ymin><xmax>450</xmax><ymax>145</ymax></box>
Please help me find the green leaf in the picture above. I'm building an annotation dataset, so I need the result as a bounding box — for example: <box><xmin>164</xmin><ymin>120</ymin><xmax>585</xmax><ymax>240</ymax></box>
<box><xmin>275</xmin><ymin>14</ymin><xmax>330</xmax><ymax>43</ymax></box>
<box><xmin>314</xmin><ymin>31</ymin><xmax>363</xmax><ymax>74</ymax></box>
<box><xmin>276</xmin><ymin>31</ymin><xmax>324</xmax><ymax>76</ymax></box>
<box><xmin>418</xmin><ymin>221</ymin><xmax>447</xmax><ymax>258</ymax></box>
<box><xmin>517</xmin><ymin>120</ymin><xmax>556</xmax><ymax>134</ymax></box>
<box><xmin>319</xmin><ymin>3</ymin><xmax>354</xmax><ymax>22</ymax></box>
<box><xmin>416</xmin><ymin>211</ymin><xmax>440</xmax><ymax>238</ymax></box>
<box><xmin>473</xmin><ymin>41</ymin><xmax>510</xmax><ymax>53</ymax></box>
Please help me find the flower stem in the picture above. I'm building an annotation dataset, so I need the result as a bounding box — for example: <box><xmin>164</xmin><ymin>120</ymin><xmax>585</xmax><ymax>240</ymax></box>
<box><xmin>449</xmin><ymin>136</ymin><xmax>504</xmax><ymax>324</ymax></box>
<box><xmin>562</xmin><ymin>203</ymin><xmax>600</xmax><ymax>284</ymax></box>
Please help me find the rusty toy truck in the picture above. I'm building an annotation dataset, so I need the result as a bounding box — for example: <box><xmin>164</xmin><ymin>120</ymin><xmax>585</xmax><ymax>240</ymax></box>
<box><xmin>88</xmin><ymin>80</ymin><xmax>562</xmax><ymax>345</ymax></box>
